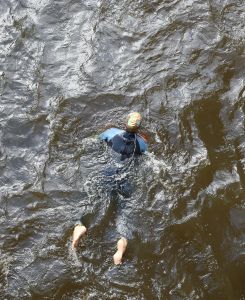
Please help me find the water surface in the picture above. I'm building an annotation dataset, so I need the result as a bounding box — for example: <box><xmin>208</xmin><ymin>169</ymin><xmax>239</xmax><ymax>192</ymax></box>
<box><xmin>0</xmin><ymin>0</ymin><xmax>245</xmax><ymax>299</ymax></box>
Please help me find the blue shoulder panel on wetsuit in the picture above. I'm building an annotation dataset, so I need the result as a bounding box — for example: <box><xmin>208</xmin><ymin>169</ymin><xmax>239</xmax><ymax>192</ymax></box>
<box><xmin>99</xmin><ymin>128</ymin><xmax>125</xmax><ymax>142</ymax></box>
<box><xmin>136</xmin><ymin>135</ymin><xmax>148</xmax><ymax>153</ymax></box>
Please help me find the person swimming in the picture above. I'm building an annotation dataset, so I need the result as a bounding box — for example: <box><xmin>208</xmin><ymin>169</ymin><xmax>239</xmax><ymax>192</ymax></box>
<box><xmin>99</xmin><ymin>112</ymin><xmax>147</xmax><ymax>159</ymax></box>
<box><xmin>72</xmin><ymin>112</ymin><xmax>148</xmax><ymax>265</ymax></box>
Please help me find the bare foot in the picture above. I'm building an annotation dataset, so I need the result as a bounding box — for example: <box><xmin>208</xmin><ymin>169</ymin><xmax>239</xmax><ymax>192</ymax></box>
<box><xmin>113</xmin><ymin>251</ymin><xmax>123</xmax><ymax>265</ymax></box>
<box><xmin>113</xmin><ymin>237</ymin><xmax>127</xmax><ymax>265</ymax></box>
<box><xmin>72</xmin><ymin>225</ymin><xmax>87</xmax><ymax>248</ymax></box>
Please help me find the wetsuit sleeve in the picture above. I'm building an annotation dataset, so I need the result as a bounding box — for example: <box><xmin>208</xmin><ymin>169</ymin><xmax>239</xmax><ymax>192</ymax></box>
<box><xmin>99</xmin><ymin>128</ymin><xmax>124</xmax><ymax>142</ymax></box>
<box><xmin>136</xmin><ymin>135</ymin><xmax>148</xmax><ymax>153</ymax></box>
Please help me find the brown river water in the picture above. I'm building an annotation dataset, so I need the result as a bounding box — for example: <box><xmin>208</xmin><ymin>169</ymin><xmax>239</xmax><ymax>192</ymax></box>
<box><xmin>0</xmin><ymin>0</ymin><xmax>245</xmax><ymax>299</ymax></box>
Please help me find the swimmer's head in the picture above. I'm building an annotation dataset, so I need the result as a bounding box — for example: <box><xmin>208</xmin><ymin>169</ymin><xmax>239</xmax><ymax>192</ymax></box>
<box><xmin>125</xmin><ymin>112</ymin><xmax>142</xmax><ymax>132</ymax></box>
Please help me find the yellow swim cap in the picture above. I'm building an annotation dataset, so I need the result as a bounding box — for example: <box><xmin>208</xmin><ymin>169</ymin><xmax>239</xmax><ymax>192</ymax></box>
<box><xmin>125</xmin><ymin>112</ymin><xmax>142</xmax><ymax>132</ymax></box>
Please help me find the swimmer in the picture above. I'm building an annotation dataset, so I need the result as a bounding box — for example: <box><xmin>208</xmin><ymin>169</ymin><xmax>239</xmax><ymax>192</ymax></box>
<box><xmin>72</xmin><ymin>112</ymin><xmax>148</xmax><ymax>265</ymax></box>
<box><xmin>99</xmin><ymin>111</ymin><xmax>147</xmax><ymax>160</ymax></box>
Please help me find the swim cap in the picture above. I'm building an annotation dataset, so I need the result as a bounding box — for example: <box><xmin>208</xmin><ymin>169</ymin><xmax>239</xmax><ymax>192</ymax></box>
<box><xmin>125</xmin><ymin>112</ymin><xmax>142</xmax><ymax>132</ymax></box>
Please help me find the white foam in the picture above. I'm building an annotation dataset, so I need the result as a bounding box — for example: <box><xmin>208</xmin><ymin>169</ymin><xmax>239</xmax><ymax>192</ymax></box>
<box><xmin>144</xmin><ymin>152</ymin><xmax>170</xmax><ymax>174</ymax></box>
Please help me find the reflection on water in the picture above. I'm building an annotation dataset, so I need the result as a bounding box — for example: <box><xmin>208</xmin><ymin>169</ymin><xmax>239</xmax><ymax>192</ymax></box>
<box><xmin>0</xmin><ymin>0</ymin><xmax>245</xmax><ymax>299</ymax></box>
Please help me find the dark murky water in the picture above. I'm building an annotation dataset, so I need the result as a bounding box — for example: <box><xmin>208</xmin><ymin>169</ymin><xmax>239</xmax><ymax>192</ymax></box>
<box><xmin>0</xmin><ymin>0</ymin><xmax>245</xmax><ymax>299</ymax></box>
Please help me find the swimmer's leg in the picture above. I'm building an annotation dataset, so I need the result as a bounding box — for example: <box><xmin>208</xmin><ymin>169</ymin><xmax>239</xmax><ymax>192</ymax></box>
<box><xmin>71</xmin><ymin>192</ymin><xmax>116</xmax><ymax>249</ymax></box>
<box><xmin>117</xmin><ymin>178</ymin><xmax>133</xmax><ymax>198</ymax></box>
<box><xmin>72</xmin><ymin>224</ymin><xmax>87</xmax><ymax>248</ymax></box>
<box><xmin>113</xmin><ymin>237</ymin><xmax>128</xmax><ymax>265</ymax></box>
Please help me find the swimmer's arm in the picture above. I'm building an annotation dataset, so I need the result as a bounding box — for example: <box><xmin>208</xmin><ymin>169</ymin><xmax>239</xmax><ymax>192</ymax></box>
<box><xmin>137</xmin><ymin>135</ymin><xmax>148</xmax><ymax>153</ymax></box>
<box><xmin>99</xmin><ymin>128</ymin><xmax>124</xmax><ymax>142</ymax></box>
<box><xmin>138</xmin><ymin>132</ymin><xmax>149</xmax><ymax>142</ymax></box>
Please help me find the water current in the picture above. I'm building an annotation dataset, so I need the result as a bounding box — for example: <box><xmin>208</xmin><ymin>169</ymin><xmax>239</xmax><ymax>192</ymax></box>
<box><xmin>0</xmin><ymin>0</ymin><xmax>245</xmax><ymax>299</ymax></box>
